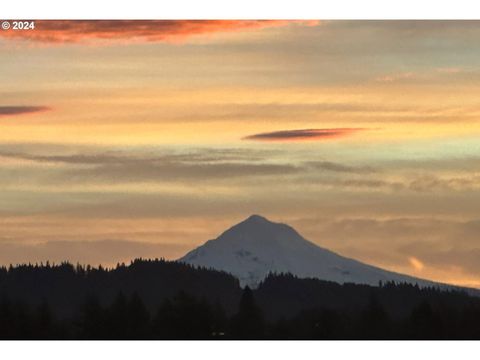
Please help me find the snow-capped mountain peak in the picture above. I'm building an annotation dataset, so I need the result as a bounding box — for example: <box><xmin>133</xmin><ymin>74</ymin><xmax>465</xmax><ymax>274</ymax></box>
<box><xmin>179</xmin><ymin>215</ymin><xmax>457</xmax><ymax>289</ymax></box>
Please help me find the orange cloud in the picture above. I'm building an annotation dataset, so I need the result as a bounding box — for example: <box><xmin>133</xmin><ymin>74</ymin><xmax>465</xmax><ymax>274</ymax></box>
<box><xmin>243</xmin><ymin>128</ymin><xmax>364</xmax><ymax>142</ymax></box>
<box><xmin>0</xmin><ymin>20</ymin><xmax>319</xmax><ymax>44</ymax></box>
<box><xmin>408</xmin><ymin>256</ymin><xmax>425</xmax><ymax>272</ymax></box>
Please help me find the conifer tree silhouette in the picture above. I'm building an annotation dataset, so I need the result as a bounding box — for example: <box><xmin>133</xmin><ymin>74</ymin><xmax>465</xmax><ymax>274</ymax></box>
<box><xmin>79</xmin><ymin>295</ymin><xmax>106</xmax><ymax>339</ymax></box>
<box><xmin>126</xmin><ymin>292</ymin><xmax>150</xmax><ymax>339</ymax></box>
<box><xmin>153</xmin><ymin>291</ymin><xmax>214</xmax><ymax>339</ymax></box>
<box><xmin>359</xmin><ymin>294</ymin><xmax>391</xmax><ymax>339</ymax></box>
<box><xmin>408</xmin><ymin>301</ymin><xmax>443</xmax><ymax>339</ymax></box>
<box><xmin>230</xmin><ymin>286</ymin><xmax>265</xmax><ymax>339</ymax></box>
<box><xmin>35</xmin><ymin>300</ymin><xmax>55</xmax><ymax>339</ymax></box>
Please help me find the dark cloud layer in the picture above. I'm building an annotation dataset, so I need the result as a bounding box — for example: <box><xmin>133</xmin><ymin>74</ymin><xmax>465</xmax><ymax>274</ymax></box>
<box><xmin>1</xmin><ymin>150</ymin><xmax>299</xmax><ymax>182</ymax></box>
<box><xmin>0</xmin><ymin>106</ymin><xmax>49</xmax><ymax>116</ymax></box>
<box><xmin>0</xmin><ymin>148</ymin><xmax>273</xmax><ymax>166</ymax></box>
<box><xmin>4</xmin><ymin>146</ymin><xmax>480</xmax><ymax>193</ymax></box>
<box><xmin>243</xmin><ymin>128</ymin><xmax>364</xmax><ymax>142</ymax></box>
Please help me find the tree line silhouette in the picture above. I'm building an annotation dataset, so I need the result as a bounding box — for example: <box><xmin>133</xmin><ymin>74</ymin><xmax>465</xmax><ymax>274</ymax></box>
<box><xmin>1</xmin><ymin>259</ymin><xmax>480</xmax><ymax>339</ymax></box>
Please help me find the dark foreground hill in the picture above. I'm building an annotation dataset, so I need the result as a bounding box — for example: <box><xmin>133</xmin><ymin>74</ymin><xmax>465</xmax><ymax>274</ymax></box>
<box><xmin>1</xmin><ymin>259</ymin><xmax>480</xmax><ymax>339</ymax></box>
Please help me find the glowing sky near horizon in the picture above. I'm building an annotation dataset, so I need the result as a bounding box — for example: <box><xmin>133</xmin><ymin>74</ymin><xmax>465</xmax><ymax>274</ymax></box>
<box><xmin>2</xmin><ymin>20</ymin><xmax>480</xmax><ymax>287</ymax></box>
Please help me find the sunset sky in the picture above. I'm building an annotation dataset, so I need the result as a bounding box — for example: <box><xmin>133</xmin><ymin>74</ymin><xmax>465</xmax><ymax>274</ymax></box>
<box><xmin>2</xmin><ymin>20</ymin><xmax>480</xmax><ymax>287</ymax></box>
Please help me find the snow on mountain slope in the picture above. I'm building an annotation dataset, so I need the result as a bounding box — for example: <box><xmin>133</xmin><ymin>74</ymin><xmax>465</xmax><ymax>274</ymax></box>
<box><xmin>179</xmin><ymin>215</ymin><xmax>467</xmax><ymax>291</ymax></box>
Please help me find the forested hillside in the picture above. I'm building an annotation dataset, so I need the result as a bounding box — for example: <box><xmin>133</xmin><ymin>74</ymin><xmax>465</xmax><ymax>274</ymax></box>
<box><xmin>1</xmin><ymin>259</ymin><xmax>480</xmax><ymax>339</ymax></box>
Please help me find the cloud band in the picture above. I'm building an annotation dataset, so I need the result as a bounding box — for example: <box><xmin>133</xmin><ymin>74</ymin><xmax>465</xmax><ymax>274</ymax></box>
<box><xmin>243</xmin><ymin>128</ymin><xmax>364</xmax><ymax>142</ymax></box>
<box><xmin>0</xmin><ymin>20</ymin><xmax>319</xmax><ymax>44</ymax></box>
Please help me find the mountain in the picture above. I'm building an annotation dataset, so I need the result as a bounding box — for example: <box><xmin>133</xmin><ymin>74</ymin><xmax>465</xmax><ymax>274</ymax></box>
<box><xmin>179</xmin><ymin>214</ymin><xmax>469</xmax><ymax>291</ymax></box>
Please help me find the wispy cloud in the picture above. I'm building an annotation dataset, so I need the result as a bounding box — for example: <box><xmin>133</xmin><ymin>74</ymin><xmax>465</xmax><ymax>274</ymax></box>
<box><xmin>0</xmin><ymin>106</ymin><xmax>50</xmax><ymax>116</ymax></box>
<box><xmin>375</xmin><ymin>67</ymin><xmax>476</xmax><ymax>84</ymax></box>
<box><xmin>375</xmin><ymin>72</ymin><xmax>416</xmax><ymax>83</ymax></box>
<box><xmin>306</xmin><ymin>161</ymin><xmax>376</xmax><ymax>174</ymax></box>
<box><xmin>0</xmin><ymin>20</ymin><xmax>319</xmax><ymax>44</ymax></box>
<box><xmin>243</xmin><ymin>128</ymin><xmax>364</xmax><ymax>142</ymax></box>
<box><xmin>436</xmin><ymin>67</ymin><xmax>463</xmax><ymax>74</ymax></box>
